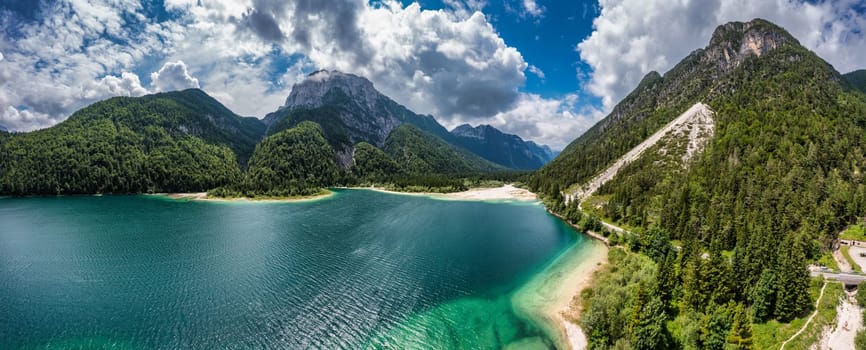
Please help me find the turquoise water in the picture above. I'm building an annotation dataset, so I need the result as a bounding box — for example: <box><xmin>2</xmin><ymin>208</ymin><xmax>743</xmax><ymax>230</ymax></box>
<box><xmin>0</xmin><ymin>189</ymin><xmax>589</xmax><ymax>349</ymax></box>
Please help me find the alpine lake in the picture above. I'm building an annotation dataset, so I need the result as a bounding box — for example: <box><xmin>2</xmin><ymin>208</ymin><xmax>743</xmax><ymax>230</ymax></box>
<box><xmin>0</xmin><ymin>189</ymin><xmax>598</xmax><ymax>349</ymax></box>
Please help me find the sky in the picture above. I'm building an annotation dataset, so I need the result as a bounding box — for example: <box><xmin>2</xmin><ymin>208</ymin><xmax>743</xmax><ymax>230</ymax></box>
<box><xmin>0</xmin><ymin>0</ymin><xmax>864</xmax><ymax>149</ymax></box>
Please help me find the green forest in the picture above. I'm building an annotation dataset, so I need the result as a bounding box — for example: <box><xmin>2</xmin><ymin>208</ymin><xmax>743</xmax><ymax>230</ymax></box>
<box><xmin>0</xmin><ymin>90</ymin><xmax>518</xmax><ymax>197</ymax></box>
<box><xmin>0</xmin><ymin>90</ymin><xmax>249</xmax><ymax>194</ymax></box>
<box><xmin>533</xmin><ymin>20</ymin><xmax>866</xmax><ymax>349</ymax></box>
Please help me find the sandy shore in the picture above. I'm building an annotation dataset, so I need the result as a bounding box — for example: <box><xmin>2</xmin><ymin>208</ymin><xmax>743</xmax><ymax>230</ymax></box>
<box><xmin>512</xmin><ymin>239</ymin><xmax>608</xmax><ymax>350</ymax></box>
<box><xmin>357</xmin><ymin>184</ymin><xmax>538</xmax><ymax>202</ymax></box>
<box><xmin>159</xmin><ymin>191</ymin><xmax>334</xmax><ymax>203</ymax></box>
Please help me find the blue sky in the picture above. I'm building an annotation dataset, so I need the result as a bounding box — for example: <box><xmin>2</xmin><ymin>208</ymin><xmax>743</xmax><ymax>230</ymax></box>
<box><xmin>401</xmin><ymin>0</ymin><xmax>599</xmax><ymax>98</ymax></box>
<box><xmin>0</xmin><ymin>0</ymin><xmax>864</xmax><ymax>149</ymax></box>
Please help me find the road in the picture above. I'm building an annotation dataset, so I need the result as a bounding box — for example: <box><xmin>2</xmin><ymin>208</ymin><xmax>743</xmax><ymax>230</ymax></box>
<box><xmin>811</xmin><ymin>270</ymin><xmax>866</xmax><ymax>285</ymax></box>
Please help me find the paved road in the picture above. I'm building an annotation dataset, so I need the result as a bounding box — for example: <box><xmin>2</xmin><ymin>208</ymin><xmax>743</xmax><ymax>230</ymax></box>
<box><xmin>812</xmin><ymin>270</ymin><xmax>866</xmax><ymax>285</ymax></box>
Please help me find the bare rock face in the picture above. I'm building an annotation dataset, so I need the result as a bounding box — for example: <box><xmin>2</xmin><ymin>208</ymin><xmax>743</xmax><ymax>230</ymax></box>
<box><xmin>282</xmin><ymin>70</ymin><xmax>380</xmax><ymax>113</ymax></box>
<box><xmin>265</xmin><ymin>70</ymin><xmax>453</xmax><ymax>169</ymax></box>
<box><xmin>703</xmin><ymin>19</ymin><xmax>798</xmax><ymax>75</ymax></box>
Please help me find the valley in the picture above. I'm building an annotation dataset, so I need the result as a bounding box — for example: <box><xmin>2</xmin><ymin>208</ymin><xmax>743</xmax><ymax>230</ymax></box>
<box><xmin>2</xmin><ymin>8</ymin><xmax>866</xmax><ymax>350</ymax></box>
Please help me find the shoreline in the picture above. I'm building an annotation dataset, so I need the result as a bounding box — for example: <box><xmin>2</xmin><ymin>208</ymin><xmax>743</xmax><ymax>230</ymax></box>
<box><xmin>512</xmin><ymin>238</ymin><xmax>608</xmax><ymax>350</ymax></box>
<box><xmin>348</xmin><ymin>184</ymin><xmax>539</xmax><ymax>202</ymax></box>
<box><xmin>157</xmin><ymin>190</ymin><xmax>335</xmax><ymax>203</ymax></box>
<box><xmin>166</xmin><ymin>184</ymin><xmax>602</xmax><ymax>349</ymax></box>
<box><xmin>343</xmin><ymin>184</ymin><xmax>608</xmax><ymax>349</ymax></box>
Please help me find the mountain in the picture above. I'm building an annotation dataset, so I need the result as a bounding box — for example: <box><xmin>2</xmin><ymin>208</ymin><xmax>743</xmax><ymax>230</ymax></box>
<box><xmin>534</xmin><ymin>18</ymin><xmax>866</xmax><ymax>347</ymax></box>
<box><xmin>450</xmin><ymin>124</ymin><xmax>558</xmax><ymax>170</ymax></box>
<box><xmin>352</xmin><ymin>141</ymin><xmax>403</xmax><ymax>181</ymax></box>
<box><xmin>384</xmin><ymin>124</ymin><xmax>504</xmax><ymax>174</ymax></box>
<box><xmin>0</xmin><ymin>89</ymin><xmax>265</xmax><ymax>194</ymax></box>
<box><xmin>263</xmin><ymin>70</ymin><xmax>554</xmax><ymax>170</ymax></box>
<box><xmin>263</xmin><ymin>70</ymin><xmax>453</xmax><ymax>168</ymax></box>
<box><xmin>845</xmin><ymin>69</ymin><xmax>866</xmax><ymax>93</ymax></box>
<box><xmin>533</xmin><ymin>19</ymin><xmax>810</xmax><ymax>193</ymax></box>
<box><xmin>246</xmin><ymin>121</ymin><xmax>340</xmax><ymax>196</ymax></box>
<box><xmin>0</xmin><ymin>124</ymin><xmax>7</xmax><ymax>132</ymax></box>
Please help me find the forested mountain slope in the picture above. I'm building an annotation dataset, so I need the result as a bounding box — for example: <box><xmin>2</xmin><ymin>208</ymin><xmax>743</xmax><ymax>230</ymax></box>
<box><xmin>450</xmin><ymin>124</ymin><xmax>557</xmax><ymax>170</ymax></box>
<box><xmin>383</xmin><ymin>124</ymin><xmax>504</xmax><ymax>174</ymax></box>
<box><xmin>845</xmin><ymin>69</ymin><xmax>866</xmax><ymax>94</ymax></box>
<box><xmin>536</xmin><ymin>18</ymin><xmax>866</xmax><ymax>349</ymax></box>
<box><xmin>0</xmin><ymin>89</ymin><xmax>265</xmax><ymax>194</ymax></box>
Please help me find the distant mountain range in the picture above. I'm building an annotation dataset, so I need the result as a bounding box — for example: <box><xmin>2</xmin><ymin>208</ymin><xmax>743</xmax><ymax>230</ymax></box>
<box><xmin>264</xmin><ymin>70</ymin><xmax>554</xmax><ymax>170</ymax></box>
<box><xmin>0</xmin><ymin>70</ymin><xmax>555</xmax><ymax>195</ymax></box>
<box><xmin>450</xmin><ymin>124</ymin><xmax>558</xmax><ymax>170</ymax></box>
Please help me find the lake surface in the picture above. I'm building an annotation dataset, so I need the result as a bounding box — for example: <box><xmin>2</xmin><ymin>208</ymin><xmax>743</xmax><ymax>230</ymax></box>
<box><xmin>0</xmin><ymin>189</ymin><xmax>590</xmax><ymax>349</ymax></box>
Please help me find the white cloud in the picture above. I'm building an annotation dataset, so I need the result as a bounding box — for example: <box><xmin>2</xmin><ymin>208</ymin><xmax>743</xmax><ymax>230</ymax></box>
<box><xmin>341</xmin><ymin>3</ymin><xmax>527</xmax><ymax>124</ymax></box>
<box><xmin>522</xmin><ymin>0</ymin><xmax>545</xmax><ymax>18</ymax></box>
<box><xmin>0</xmin><ymin>52</ymin><xmax>4</xmax><ymax>61</ymax></box>
<box><xmin>0</xmin><ymin>106</ymin><xmax>59</xmax><ymax>131</ymax></box>
<box><xmin>579</xmin><ymin>0</ymin><xmax>866</xmax><ymax>110</ymax></box>
<box><xmin>151</xmin><ymin>61</ymin><xmax>200</xmax><ymax>92</ymax></box>
<box><xmin>476</xmin><ymin>93</ymin><xmax>602</xmax><ymax>150</ymax></box>
<box><xmin>0</xmin><ymin>0</ymin><xmax>165</xmax><ymax>131</ymax></box>
<box><xmin>87</xmin><ymin>72</ymin><xmax>149</xmax><ymax>99</ymax></box>
<box><xmin>9</xmin><ymin>0</ymin><xmax>862</xmax><ymax>149</ymax></box>
<box><xmin>528</xmin><ymin>64</ymin><xmax>545</xmax><ymax>80</ymax></box>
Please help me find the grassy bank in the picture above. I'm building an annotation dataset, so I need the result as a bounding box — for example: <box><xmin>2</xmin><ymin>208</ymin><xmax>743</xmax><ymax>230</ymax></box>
<box><xmin>843</xmin><ymin>246</ymin><xmax>864</xmax><ymax>272</ymax></box>
<box><xmin>753</xmin><ymin>279</ymin><xmax>843</xmax><ymax>349</ymax></box>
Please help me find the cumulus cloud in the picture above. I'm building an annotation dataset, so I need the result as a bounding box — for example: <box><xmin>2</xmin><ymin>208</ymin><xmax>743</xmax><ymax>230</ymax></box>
<box><xmin>579</xmin><ymin>0</ymin><xmax>866</xmax><ymax>110</ymax></box>
<box><xmin>0</xmin><ymin>0</ymin><xmax>165</xmax><ymax>131</ymax></box>
<box><xmin>87</xmin><ymin>72</ymin><xmax>149</xmax><ymax>99</ymax></box>
<box><xmin>0</xmin><ymin>0</ymin><xmax>543</xmax><ymax>142</ymax></box>
<box><xmin>349</xmin><ymin>3</ymin><xmax>527</xmax><ymax>123</ymax></box>
<box><xmin>10</xmin><ymin>0</ymin><xmax>862</xmax><ymax>149</ymax></box>
<box><xmin>522</xmin><ymin>0</ymin><xmax>545</xmax><ymax>18</ymax></box>
<box><xmin>1</xmin><ymin>106</ymin><xmax>59</xmax><ymax>131</ymax></box>
<box><xmin>150</xmin><ymin>61</ymin><xmax>200</xmax><ymax>92</ymax></box>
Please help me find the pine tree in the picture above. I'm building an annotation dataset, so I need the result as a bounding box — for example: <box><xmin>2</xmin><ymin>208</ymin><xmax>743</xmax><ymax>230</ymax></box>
<box><xmin>655</xmin><ymin>251</ymin><xmax>678</xmax><ymax>310</ymax></box>
<box><xmin>701</xmin><ymin>303</ymin><xmax>733</xmax><ymax>350</ymax></box>
<box><xmin>631</xmin><ymin>296</ymin><xmax>671</xmax><ymax>350</ymax></box>
<box><xmin>681</xmin><ymin>252</ymin><xmax>704</xmax><ymax>312</ymax></box>
<box><xmin>750</xmin><ymin>268</ymin><xmax>776</xmax><ymax>322</ymax></box>
<box><xmin>773</xmin><ymin>236</ymin><xmax>812</xmax><ymax>321</ymax></box>
<box><xmin>726</xmin><ymin>303</ymin><xmax>754</xmax><ymax>350</ymax></box>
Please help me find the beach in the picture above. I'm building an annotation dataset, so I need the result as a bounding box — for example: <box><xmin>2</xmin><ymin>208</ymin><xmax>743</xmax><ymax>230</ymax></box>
<box><xmin>360</xmin><ymin>184</ymin><xmax>538</xmax><ymax>202</ymax></box>
<box><xmin>512</xmin><ymin>239</ymin><xmax>609</xmax><ymax>350</ymax></box>
<box><xmin>161</xmin><ymin>190</ymin><xmax>334</xmax><ymax>202</ymax></box>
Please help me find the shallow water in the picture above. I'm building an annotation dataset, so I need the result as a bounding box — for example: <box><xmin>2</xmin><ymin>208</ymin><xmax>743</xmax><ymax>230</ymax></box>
<box><xmin>0</xmin><ymin>189</ymin><xmax>591</xmax><ymax>349</ymax></box>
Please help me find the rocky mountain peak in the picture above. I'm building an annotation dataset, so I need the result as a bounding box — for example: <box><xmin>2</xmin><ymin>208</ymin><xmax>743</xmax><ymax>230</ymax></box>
<box><xmin>703</xmin><ymin>18</ymin><xmax>799</xmax><ymax>74</ymax></box>
<box><xmin>451</xmin><ymin>124</ymin><xmax>498</xmax><ymax>139</ymax></box>
<box><xmin>282</xmin><ymin>70</ymin><xmax>381</xmax><ymax>111</ymax></box>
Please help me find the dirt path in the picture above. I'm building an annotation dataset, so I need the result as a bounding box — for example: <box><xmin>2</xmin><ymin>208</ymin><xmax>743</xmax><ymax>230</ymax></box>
<box><xmin>781</xmin><ymin>280</ymin><xmax>828</xmax><ymax>350</ymax></box>
<box><xmin>566</xmin><ymin>102</ymin><xmax>714</xmax><ymax>204</ymax></box>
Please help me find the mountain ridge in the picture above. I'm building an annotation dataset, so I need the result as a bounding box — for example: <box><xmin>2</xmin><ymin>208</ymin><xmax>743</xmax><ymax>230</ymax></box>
<box><xmin>534</xmin><ymin>18</ymin><xmax>866</xmax><ymax>348</ymax></box>
<box><xmin>265</xmin><ymin>70</ymin><xmax>554</xmax><ymax>170</ymax></box>
<box><xmin>450</xmin><ymin>123</ymin><xmax>557</xmax><ymax>170</ymax></box>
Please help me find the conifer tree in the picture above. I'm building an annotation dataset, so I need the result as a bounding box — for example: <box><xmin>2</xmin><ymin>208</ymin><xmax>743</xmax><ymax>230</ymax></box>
<box><xmin>726</xmin><ymin>303</ymin><xmax>754</xmax><ymax>350</ymax></box>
